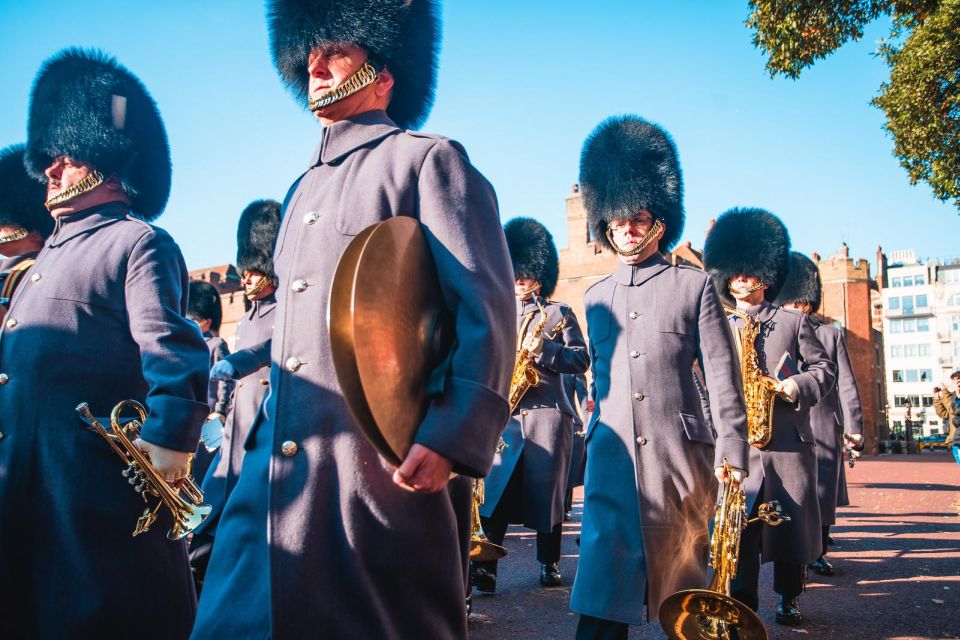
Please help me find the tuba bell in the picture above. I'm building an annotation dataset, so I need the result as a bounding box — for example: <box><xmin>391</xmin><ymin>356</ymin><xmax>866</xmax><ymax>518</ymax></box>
<box><xmin>76</xmin><ymin>400</ymin><xmax>212</xmax><ymax>541</ymax></box>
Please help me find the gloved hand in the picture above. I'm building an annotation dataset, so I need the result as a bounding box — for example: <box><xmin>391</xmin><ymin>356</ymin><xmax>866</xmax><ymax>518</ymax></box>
<box><xmin>714</xmin><ymin>465</ymin><xmax>747</xmax><ymax>485</ymax></box>
<box><xmin>522</xmin><ymin>332</ymin><xmax>544</xmax><ymax>356</ymax></box>
<box><xmin>210</xmin><ymin>359</ymin><xmax>237</xmax><ymax>381</ymax></box>
<box><xmin>775</xmin><ymin>377</ymin><xmax>799</xmax><ymax>403</ymax></box>
<box><xmin>843</xmin><ymin>433</ymin><xmax>864</xmax><ymax>451</ymax></box>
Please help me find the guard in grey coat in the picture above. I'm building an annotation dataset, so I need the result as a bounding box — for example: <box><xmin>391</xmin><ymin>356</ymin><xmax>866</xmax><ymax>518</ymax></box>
<box><xmin>0</xmin><ymin>49</ymin><xmax>210</xmax><ymax>639</ymax></box>
<box><xmin>190</xmin><ymin>200</ymin><xmax>281</xmax><ymax>592</ymax></box>
<box><xmin>570</xmin><ymin>115</ymin><xmax>750</xmax><ymax>639</ymax></box>
<box><xmin>704</xmin><ymin>208</ymin><xmax>836</xmax><ymax>626</ymax></box>
<box><xmin>192</xmin><ymin>3</ymin><xmax>515</xmax><ymax>639</ymax></box>
<box><xmin>475</xmin><ymin>217</ymin><xmax>589</xmax><ymax>590</ymax></box>
<box><xmin>775</xmin><ymin>251</ymin><xmax>864</xmax><ymax>576</ymax></box>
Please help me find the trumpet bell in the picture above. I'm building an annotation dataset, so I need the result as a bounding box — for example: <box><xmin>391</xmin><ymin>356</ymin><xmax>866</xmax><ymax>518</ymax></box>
<box><xmin>469</xmin><ymin>536</ymin><xmax>508</xmax><ymax>563</ymax></box>
<box><xmin>167</xmin><ymin>503</ymin><xmax>213</xmax><ymax>541</ymax></box>
<box><xmin>659</xmin><ymin>589</ymin><xmax>766</xmax><ymax>640</ymax></box>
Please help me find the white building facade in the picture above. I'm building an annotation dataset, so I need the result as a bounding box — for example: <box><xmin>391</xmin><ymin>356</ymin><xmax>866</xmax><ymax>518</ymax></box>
<box><xmin>882</xmin><ymin>250</ymin><xmax>960</xmax><ymax>437</ymax></box>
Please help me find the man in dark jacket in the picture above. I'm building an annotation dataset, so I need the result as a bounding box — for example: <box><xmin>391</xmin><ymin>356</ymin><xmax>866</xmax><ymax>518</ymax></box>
<box><xmin>0</xmin><ymin>49</ymin><xmax>210</xmax><ymax>639</ymax></box>
<box><xmin>475</xmin><ymin>217</ymin><xmax>589</xmax><ymax>590</ymax></box>
<box><xmin>776</xmin><ymin>252</ymin><xmax>864</xmax><ymax>576</ymax></box>
<box><xmin>935</xmin><ymin>371</ymin><xmax>960</xmax><ymax>463</ymax></box>
<box><xmin>192</xmin><ymin>3</ymin><xmax>515</xmax><ymax>639</ymax></box>
<box><xmin>704</xmin><ymin>209</ymin><xmax>836</xmax><ymax>626</ymax></box>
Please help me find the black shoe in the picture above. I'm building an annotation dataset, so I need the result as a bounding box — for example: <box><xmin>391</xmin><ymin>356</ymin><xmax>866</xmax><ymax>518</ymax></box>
<box><xmin>575</xmin><ymin>535</ymin><xmax>580</xmax><ymax>547</ymax></box>
<box><xmin>564</xmin><ymin>510</ymin><xmax>573</xmax><ymax>522</ymax></box>
<box><xmin>466</xmin><ymin>593</ymin><xmax>472</xmax><ymax>616</ymax></box>
<box><xmin>470</xmin><ymin>563</ymin><xmax>497</xmax><ymax>594</ymax></box>
<box><xmin>809</xmin><ymin>556</ymin><xmax>834</xmax><ymax>576</ymax></box>
<box><xmin>775</xmin><ymin>596</ymin><xmax>802</xmax><ymax>625</ymax></box>
<box><xmin>540</xmin><ymin>562</ymin><xmax>563</xmax><ymax>587</ymax></box>
<box><xmin>827</xmin><ymin>535</ymin><xmax>835</xmax><ymax>545</ymax></box>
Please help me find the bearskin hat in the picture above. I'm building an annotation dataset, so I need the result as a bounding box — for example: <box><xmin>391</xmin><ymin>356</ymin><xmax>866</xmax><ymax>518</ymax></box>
<box><xmin>775</xmin><ymin>251</ymin><xmax>822</xmax><ymax>313</ymax></box>
<box><xmin>268</xmin><ymin>0</ymin><xmax>440</xmax><ymax>130</ymax></box>
<box><xmin>237</xmin><ymin>199</ymin><xmax>282</xmax><ymax>280</ymax></box>
<box><xmin>504</xmin><ymin>217</ymin><xmax>559</xmax><ymax>298</ymax></box>
<box><xmin>25</xmin><ymin>48</ymin><xmax>171</xmax><ymax>221</ymax></box>
<box><xmin>703</xmin><ymin>207</ymin><xmax>791</xmax><ymax>304</ymax></box>
<box><xmin>579</xmin><ymin>114</ymin><xmax>684</xmax><ymax>251</ymax></box>
<box><xmin>0</xmin><ymin>144</ymin><xmax>53</xmax><ymax>239</ymax></box>
<box><xmin>188</xmin><ymin>280</ymin><xmax>223</xmax><ymax>332</ymax></box>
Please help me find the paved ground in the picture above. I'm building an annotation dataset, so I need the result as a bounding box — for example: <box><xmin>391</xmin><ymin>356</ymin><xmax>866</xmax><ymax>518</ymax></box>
<box><xmin>468</xmin><ymin>453</ymin><xmax>960</xmax><ymax>639</ymax></box>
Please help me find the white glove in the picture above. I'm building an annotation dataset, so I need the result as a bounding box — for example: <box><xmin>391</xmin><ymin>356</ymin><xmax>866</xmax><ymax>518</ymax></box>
<box><xmin>714</xmin><ymin>466</ymin><xmax>747</xmax><ymax>484</ymax></box>
<box><xmin>776</xmin><ymin>377</ymin><xmax>799</xmax><ymax>404</ymax></box>
<box><xmin>522</xmin><ymin>333</ymin><xmax>544</xmax><ymax>356</ymax></box>
<box><xmin>844</xmin><ymin>433</ymin><xmax>863</xmax><ymax>449</ymax></box>
<box><xmin>210</xmin><ymin>359</ymin><xmax>237</xmax><ymax>381</ymax></box>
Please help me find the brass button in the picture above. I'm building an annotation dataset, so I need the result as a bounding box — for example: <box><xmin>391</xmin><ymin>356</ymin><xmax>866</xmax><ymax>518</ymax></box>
<box><xmin>0</xmin><ymin>432</ymin><xmax>4</xmax><ymax>440</ymax></box>
<box><xmin>292</xmin><ymin>279</ymin><xmax>308</xmax><ymax>292</ymax></box>
<box><xmin>5</xmin><ymin>319</ymin><xmax>16</xmax><ymax>329</ymax></box>
<box><xmin>259</xmin><ymin>379</ymin><xmax>269</xmax><ymax>386</ymax></box>
<box><xmin>521</xmin><ymin>409</ymin><xmax>529</xmax><ymax>416</ymax></box>
<box><xmin>0</xmin><ymin>373</ymin><xmax>9</xmax><ymax>385</ymax></box>
<box><xmin>281</xmin><ymin>440</ymin><xmax>298</xmax><ymax>457</ymax></box>
<box><xmin>238</xmin><ymin>382</ymin><xmax>245</xmax><ymax>388</ymax></box>
<box><xmin>285</xmin><ymin>357</ymin><xmax>302</xmax><ymax>372</ymax></box>
<box><xmin>636</xmin><ymin>435</ymin><xmax>647</xmax><ymax>446</ymax></box>
<box><xmin>633</xmin><ymin>392</ymin><xmax>644</xmax><ymax>401</ymax></box>
<box><xmin>303</xmin><ymin>211</ymin><xmax>319</xmax><ymax>225</ymax></box>
<box><xmin>629</xmin><ymin>311</ymin><xmax>639</xmax><ymax>320</ymax></box>
<box><xmin>630</xmin><ymin>350</ymin><xmax>640</xmax><ymax>358</ymax></box>
<box><xmin>30</xmin><ymin>273</ymin><xmax>41</xmax><ymax>282</ymax></box>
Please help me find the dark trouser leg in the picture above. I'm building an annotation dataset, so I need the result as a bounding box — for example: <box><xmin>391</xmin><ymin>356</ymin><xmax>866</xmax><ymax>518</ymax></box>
<box><xmin>575</xmin><ymin>614</ymin><xmax>629</xmax><ymax>640</ymax></box>
<box><xmin>188</xmin><ymin>531</ymin><xmax>215</xmax><ymax>595</ymax></box>
<box><xmin>821</xmin><ymin>525</ymin><xmax>830</xmax><ymax>557</ymax></box>
<box><xmin>536</xmin><ymin>522</ymin><xmax>563</xmax><ymax>565</ymax></box>
<box><xmin>564</xmin><ymin>487</ymin><xmax>574</xmax><ymax>513</ymax></box>
<box><xmin>730</xmin><ymin>505</ymin><xmax>763</xmax><ymax>611</ymax></box>
<box><xmin>773</xmin><ymin>562</ymin><xmax>805</xmax><ymax>599</ymax></box>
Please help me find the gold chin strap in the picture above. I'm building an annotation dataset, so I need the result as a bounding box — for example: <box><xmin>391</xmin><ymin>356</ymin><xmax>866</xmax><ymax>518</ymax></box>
<box><xmin>45</xmin><ymin>170</ymin><xmax>105</xmax><ymax>210</ymax></box>
<box><xmin>605</xmin><ymin>218</ymin><xmax>664</xmax><ymax>257</ymax></box>
<box><xmin>308</xmin><ymin>61</ymin><xmax>381</xmax><ymax>112</ymax></box>
<box><xmin>0</xmin><ymin>228</ymin><xmax>29</xmax><ymax>244</ymax></box>
<box><xmin>514</xmin><ymin>281</ymin><xmax>540</xmax><ymax>299</ymax></box>
<box><xmin>728</xmin><ymin>280</ymin><xmax>766</xmax><ymax>296</ymax></box>
<box><xmin>244</xmin><ymin>275</ymin><xmax>273</xmax><ymax>300</ymax></box>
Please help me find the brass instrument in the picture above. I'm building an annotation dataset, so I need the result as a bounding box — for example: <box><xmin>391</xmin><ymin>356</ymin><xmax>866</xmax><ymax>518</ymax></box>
<box><xmin>659</xmin><ymin>463</ymin><xmax>791</xmax><ymax>639</ymax></box>
<box><xmin>469</xmin><ymin>479</ymin><xmax>507</xmax><ymax>562</ymax></box>
<box><xmin>45</xmin><ymin>170</ymin><xmax>105</xmax><ymax>210</ymax></box>
<box><xmin>729</xmin><ymin>309</ymin><xmax>778</xmax><ymax>449</ymax></box>
<box><xmin>508</xmin><ymin>293</ymin><xmax>567</xmax><ymax>413</ymax></box>
<box><xmin>76</xmin><ymin>400</ymin><xmax>211</xmax><ymax>540</ymax></box>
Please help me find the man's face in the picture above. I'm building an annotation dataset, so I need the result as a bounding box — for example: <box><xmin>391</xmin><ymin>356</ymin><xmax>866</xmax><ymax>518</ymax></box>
<box><xmin>728</xmin><ymin>274</ymin><xmax>767</xmax><ymax>305</ymax></box>
<box><xmin>514</xmin><ymin>276</ymin><xmax>539</xmax><ymax>300</ymax></box>
<box><xmin>44</xmin><ymin>156</ymin><xmax>95</xmax><ymax>203</ymax></box>
<box><xmin>242</xmin><ymin>270</ymin><xmax>276</xmax><ymax>301</ymax></box>
<box><xmin>307</xmin><ymin>43</ymin><xmax>388</xmax><ymax>124</ymax></box>
<box><xmin>608</xmin><ymin>211</ymin><xmax>662</xmax><ymax>265</ymax></box>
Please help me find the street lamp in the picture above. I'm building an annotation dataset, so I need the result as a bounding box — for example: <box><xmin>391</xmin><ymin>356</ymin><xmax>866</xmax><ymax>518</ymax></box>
<box><xmin>904</xmin><ymin>400</ymin><xmax>914</xmax><ymax>443</ymax></box>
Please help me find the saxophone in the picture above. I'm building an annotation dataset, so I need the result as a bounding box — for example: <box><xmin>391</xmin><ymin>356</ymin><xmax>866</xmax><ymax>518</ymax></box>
<box><xmin>508</xmin><ymin>294</ymin><xmax>567</xmax><ymax>413</ymax></box>
<box><xmin>729</xmin><ymin>309</ymin><xmax>778</xmax><ymax>449</ymax></box>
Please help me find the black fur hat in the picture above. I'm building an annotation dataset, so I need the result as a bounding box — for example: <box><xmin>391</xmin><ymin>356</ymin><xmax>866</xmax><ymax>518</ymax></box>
<box><xmin>268</xmin><ymin>0</ymin><xmax>440</xmax><ymax>130</ymax></box>
<box><xmin>775</xmin><ymin>251</ymin><xmax>822</xmax><ymax>312</ymax></box>
<box><xmin>0</xmin><ymin>144</ymin><xmax>53</xmax><ymax>239</ymax></box>
<box><xmin>237</xmin><ymin>199</ymin><xmax>282</xmax><ymax>280</ymax></box>
<box><xmin>703</xmin><ymin>207</ymin><xmax>791</xmax><ymax>304</ymax></box>
<box><xmin>503</xmin><ymin>217</ymin><xmax>559</xmax><ymax>298</ymax></box>
<box><xmin>188</xmin><ymin>280</ymin><xmax>223</xmax><ymax>332</ymax></box>
<box><xmin>25</xmin><ymin>48</ymin><xmax>171</xmax><ymax>221</ymax></box>
<box><xmin>579</xmin><ymin>115</ymin><xmax>684</xmax><ymax>251</ymax></box>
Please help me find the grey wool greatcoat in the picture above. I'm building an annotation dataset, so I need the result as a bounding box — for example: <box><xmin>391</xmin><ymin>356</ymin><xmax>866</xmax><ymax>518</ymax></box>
<box><xmin>195</xmin><ymin>296</ymin><xmax>276</xmax><ymax>537</ymax></box>
<box><xmin>0</xmin><ymin>202</ymin><xmax>210</xmax><ymax>640</ymax></box>
<box><xmin>729</xmin><ymin>302</ymin><xmax>836</xmax><ymax>565</ymax></box>
<box><xmin>479</xmin><ymin>298</ymin><xmax>589</xmax><ymax>531</ymax></box>
<box><xmin>570</xmin><ymin>256</ymin><xmax>750</xmax><ymax>625</ymax></box>
<box><xmin>565</xmin><ymin>372</ymin><xmax>589</xmax><ymax>490</ymax></box>
<box><xmin>191</xmin><ymin>110</ymin><xmax>515</xmax><ymax>640</ymax></box>
<box><xmin>809</xmin><ymin>320</ymin><xmax>863</xmax><ymax>523</ymax></box>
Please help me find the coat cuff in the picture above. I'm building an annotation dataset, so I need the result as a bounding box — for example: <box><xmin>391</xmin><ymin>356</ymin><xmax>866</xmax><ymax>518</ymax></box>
<box><xmin>534</xmin><ymin>339</ymin><xmax>561</xmax><ymax>369</ymax></box>
<box><xmin>140</xmin><ymin>394</ymin><xmax>210</xmax><ymax>452</ymax></box>
<box><xmin>228</xmin><ymin>349</ymin><xmax>268</xmax><ymax>379</ymax></box>
<box><xmin>714</xmin><ymin>436</ymin><xmax>750</xmax><ymax>473</ymax></box>
<box><xmin>414</xmin><ymin>376</ymin><xmax>509</xmax><ymax>478</ymax></box>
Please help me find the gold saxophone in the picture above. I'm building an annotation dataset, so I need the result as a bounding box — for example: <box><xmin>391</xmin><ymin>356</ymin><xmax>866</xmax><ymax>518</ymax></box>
<box><xmin>508</xmin><ymin>294</ymin><xmax>568</xmax><ymax>413</ymax></box>
<box><xmin>76</xmin><ymin>400</ymin><xmax>212</xmax><ymax>540</ymax></box>
<box><xmin>729</xmin><ymin>309</ymin><xmax>778</xmax><ymax>450</ymax></box>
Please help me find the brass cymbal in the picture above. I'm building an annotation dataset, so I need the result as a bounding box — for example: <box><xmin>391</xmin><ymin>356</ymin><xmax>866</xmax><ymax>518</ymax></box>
<box><xmin>470</xmin><ymin>536</ymin><xmax>508</xmax><ymax>562</ymax></box>
<box><xmin>329</xmin><ymin>217</ymin><xmax>452</xmax><ymax>466</ymax></box>
<box><xmin>659</xmin><ymin>589</ymin><xmax>767</xmax><ymax>640</ymax></box>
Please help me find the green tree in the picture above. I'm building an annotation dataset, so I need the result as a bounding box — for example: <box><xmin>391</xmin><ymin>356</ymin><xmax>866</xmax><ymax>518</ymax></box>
<box><xmin>747</xmin><ymin>0</ymin><xmax>960</xmax><ymax>211</ymax></box>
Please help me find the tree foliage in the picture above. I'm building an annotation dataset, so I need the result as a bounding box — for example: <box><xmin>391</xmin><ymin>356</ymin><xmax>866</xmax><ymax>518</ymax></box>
<box><xmin>747</xmin><ymin>0</ymin><xmax>960</xmax><ymax>211</ymax></box>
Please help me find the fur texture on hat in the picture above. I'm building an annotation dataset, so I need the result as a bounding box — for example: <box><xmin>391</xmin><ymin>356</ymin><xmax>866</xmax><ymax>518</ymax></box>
<box><xmin>579</xmin><ymin>114</ymin><xmax>684</xmax><ymax>251</ymax></box>
<box><xmin>0</xmin><ymin>144</ymin><xmax>53</xmax><ymax>239</ymax></box>
<box><xmin>703</xmin><ymin>207</ymin><xmax>791</xmax><ymax>303</ymax></box>
<box><xmin>775</xmin><ymin>251</ymin><xmax>822</xmax><ymax>313</ymax></box>
<box><xmin>188</xmin><ymin>280</ymin><xmax>223</xmax><ymax>332</ymax></box>
<box><xmin>503</xmin><ymin>217</ymin><xmax>559</xmax><ymax>299</ymax></box>
<box><xmin>267</xmin><ymin>0</ymin><xmax>440</xmax><ymax>129</ymax></box>
<box><xmin>237</xmin><ymin>199</ymin><xmax>281</xmax><ymax>280</ymax></box>
<box><xmin>25</xmin><ymin>48</ymin><xmax>171</xmax><ymax>221</ymax></box>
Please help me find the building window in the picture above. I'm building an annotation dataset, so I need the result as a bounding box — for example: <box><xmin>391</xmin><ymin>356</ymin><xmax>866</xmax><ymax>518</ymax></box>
<box><xmin>955</xmin><ymin>342</ymin><xmax>960</xmax><ymax>358</ymax></box>
<box><xmin>949</xmin><ymin>294</ymin><xmax>960</xmax><ymax>306</ymax></box>
<box><xmin>942</xmin><ymin>270</ymin><xmax>960</xmax><ymax>283</ymax></box>
<box><xmin>915</xmin><ymin>294</ymin><xmax>928</xmax><ymax>308</ymax></box>
<box><xmin>953</xmin><ymin>316</ymin><xmax>960</xmax><ymax>332</ymax></box>
<box><xmin>903</xmin><ymin>276</ymin><xmax>914</xmax><ymax>287</ymax></box>
<box><xmin>889</xmin><ymin>296</ymin><xmax>901</xmax><ymax>310</ymax></box>
<box><xmin>891</xmin><ymin>345</ymin><xmax>903</xmax><ymax>358</ymax></box>
<box><xmin>922</xmin><ymin>395</ymin><xmax>934</xmax><ymax>407</ymax></box>
<box><xmin>892</xmin><ymin>277</ymin><xmax>902</xmax><ymax>287</ymax></box>
<box><xmin>915</xmin><ymin>275</ymin><xmax>926</xmax><ymax>285</ymax></box>
<box><xmin>893</xmin><ymin>370</ymin><xmax>904</xmax><ymax>382</ymax></box>
<box><xmin>909</xmin><ymin>394</ymin><xmax>921</xmax><ymax>406</ymax></box>
<box><xmin>920</xmin><ymin>369</ymin><xmax>933</xmax><ymax>381</ymax></box>
<box><xmin>917</xmin><ymin>318</ymin><xmax>929</xmax><ymax>332</ymax></box>
<box><xmin>919</xmin><ymin>344</ymin><xmax>930</xmax><ymax>356</ymax></box>
<box><xmin>906</xmin><ymin>370</ymin><xmax>918</xmax><ymax>382</ymax></box>
<box><xmin>904</xmin><ymin>320</ymin><xmax>915</xmax><ymax>333</ymax></box>
<box><xmin>890</xmin><ymin>319</ymin><xmax>901</xmax><ymax>333</ymax></box>
<box><xmin>894</xmin><ymin>395</ymin><xmax>908</xmax><ymax>407</ymax></box>
<box><xmin>904</xmin><ymin>344</ymin><xmax>917</xmax><ymax>357</ymax></box>
<box><xmin>903</xmin><ymin>297</ymin><xmax>915</xmax><ymax>314</ymax></box>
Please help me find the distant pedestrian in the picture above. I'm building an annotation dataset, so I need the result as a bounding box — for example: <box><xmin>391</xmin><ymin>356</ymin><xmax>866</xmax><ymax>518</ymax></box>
<box><xmin>934</xmin><ymin>372</ymin><xmax>959</xmax><ymax>464</ymax></box>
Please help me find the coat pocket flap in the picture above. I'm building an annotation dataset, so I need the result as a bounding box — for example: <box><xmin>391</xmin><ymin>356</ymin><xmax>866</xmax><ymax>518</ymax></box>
<box><xmin>796</xmin><ymin>425</ymin><xmax>815</xmax><ymax>443</ymax></box>
<box><xmin>680</xmin><ymin>412</ymin><xmax>715</xmax><ymax>445</ymax></box>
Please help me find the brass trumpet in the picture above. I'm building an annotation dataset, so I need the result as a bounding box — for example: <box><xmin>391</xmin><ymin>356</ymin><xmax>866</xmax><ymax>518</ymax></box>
<box><xmin>76</xmin><ymin>400</ymin><xmax>211</xmax><ymax>541</ymax></box>
<box><xmin>659</xmin><ymin>463</ymin><xmax>790</xmax><ymax>640</ymax></box>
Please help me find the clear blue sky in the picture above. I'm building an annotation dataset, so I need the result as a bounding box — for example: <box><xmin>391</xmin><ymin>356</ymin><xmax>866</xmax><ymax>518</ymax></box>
<box><xmin>1</xmin><ymin>2</ymin><xmax>955</xmax><ymax>272</ymax></box>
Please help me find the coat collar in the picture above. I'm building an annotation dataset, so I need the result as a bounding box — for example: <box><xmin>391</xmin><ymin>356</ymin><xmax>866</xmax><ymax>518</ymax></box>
<box><xmin>251</xmin><ymin>294</ymin><xmax>277</xmax><ymax>319</ymax></box>
<box><xmin>309</xmin><ymin>110</ymin><xmax>400</xmax><ymax>167</ymax></box>
<box><xmin>732</xmin><ymin>300</ymin><xmax>778</xmax><ymax>323</ymax></box>
<box><xmin>613</xmin><ymin>253</ymin><xmax>671</xmax><ymax>287</ymax></box>
<box><xmin>47</xmin><ymin>202</ymin><xmax>130</xmax><ymax>248</ymax></box>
